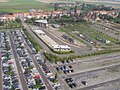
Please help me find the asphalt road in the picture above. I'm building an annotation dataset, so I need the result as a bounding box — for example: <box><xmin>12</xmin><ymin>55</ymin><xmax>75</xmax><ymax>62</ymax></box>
<box><xmin>76</xmin><ymin>78</ymin><xmax>120</xmax><ymax>90</ymax></box>
<box><xmin>0</xmin><ymin>48</ymin><xmax>3</xmax><ymax>90</ymax></box>
<box><xmin>9</xmin><ymin>33</ymin><xmax>28</xmax><ymax>90</ymax></box>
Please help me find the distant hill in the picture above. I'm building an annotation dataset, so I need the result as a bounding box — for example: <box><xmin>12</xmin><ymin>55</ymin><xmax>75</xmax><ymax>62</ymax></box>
<box><xmin>97</xmin><ymin>0</ymin><xmax>120</xmax><ymax>2</ymax></box>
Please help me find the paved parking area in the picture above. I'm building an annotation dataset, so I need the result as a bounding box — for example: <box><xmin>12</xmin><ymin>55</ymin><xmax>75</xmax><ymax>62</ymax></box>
<box><xmin>71</xmin><ymin>57</ymin><xmax>120</xmax><ymax>74</ymax></box>
<box><xmin>52</xmin><ymin>53</ymin><xmax>120</xmax><ymax>90</ymax></box>
<box><xmin>94</xmin><ymin>80</ymin><xmax>120</xmax><ymax>90</ymax></box>
<box><xmin>64</xmin><ymin>65</ymin><xmax>120</xmax><ymax>89</ymax></box>
<box><xmin>0</xmin><ymin>31</ymin><xmax>23</xmax><ymax>90</ymax></box>
<box><xmin>56</xmin><ymin>56</ymin><xmax>120</xmax><ymax>76</ymax></box>
<box><xmin>10</xmin><ymin>30</ymin><xmax>47</xmax><ymax>90</ymax></box>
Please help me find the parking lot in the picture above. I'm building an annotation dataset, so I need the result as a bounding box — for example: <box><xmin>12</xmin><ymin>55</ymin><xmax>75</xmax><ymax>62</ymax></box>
<box><xmin>1</xmin><ymin>22</ymin><xmax>120</xmax><ymax>90</ymax></box>
<box><xmin>50</xmin><ymin>52</ymin><xmax>120</xmax><ymax>90</ymax></box>
<box><xmin>6</xmin><ymin>29</ymin><xmax>64</xmax><ymax>90</ymax></box>
<box><xmin>93</xmin><ymin>80</ymin><xmax>120</xmax><ymax>90</ymax></box>
<box><xmin>63</xmin><ymin>65</ymin><xmax>120</xmax><ymax>89</ymax></box>
<box><xmin>54</xmin><ymin>55</ymin><xmax>120</xmax><ymax>75</ymax></box>
<box><xmin>10</xmin><ymin>30</ymin><xmax>47</xmax><ymax>90</ymax></box>
<box><xmin>0</xmin><ymin>31</ymin><xmax>22</xmax><ymax>90</ymax></box>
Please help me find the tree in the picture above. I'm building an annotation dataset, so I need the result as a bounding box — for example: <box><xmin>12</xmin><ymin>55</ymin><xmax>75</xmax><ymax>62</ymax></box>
<box><xmin>54</xmin><ymin>3</ymin><xmax>58</xmax><ymax>11</ymax></box>
<box><xmin>117</xmin><ymin>13</ymin><xmax>120</xmax><ymax>18</ymax></box>
<box><xmin>0</xmin><ymin>21</ymin><xmax>4</xmax><ymax>26</ymax></box>
<box><xmin>15</xmin><ymin>18</ymin><xmax>21</xmax><ymax>23</ymax></box>
<box><xmin>81</xmin><ymin>3</ymin><xmax>85</xmax><ymax>12</ymax></box>
<box><xmin>74</xmin><ymin>4</ymin><xmax>77</xmax><ymax>14</ymax></box>
<box><xmin>31</xmin><ymin>17</ymin><xmax>36</xmax><ymax>22</ymax></box>
<box><xmin>54</xmin><ymin>73</ymin><xmax>58</xmax><ymax>82</ymax></box>
<box><xmin>44</xmin><ymin>59</ymin><xmax>46</xmax><ymax>64</ymax></box>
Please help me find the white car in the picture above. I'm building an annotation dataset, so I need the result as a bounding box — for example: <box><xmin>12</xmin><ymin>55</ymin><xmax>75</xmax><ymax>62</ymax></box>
<box><xmin>52</xmin><ymin>83</ymin><xmax>61</xmax><ymax>87</ymax></box>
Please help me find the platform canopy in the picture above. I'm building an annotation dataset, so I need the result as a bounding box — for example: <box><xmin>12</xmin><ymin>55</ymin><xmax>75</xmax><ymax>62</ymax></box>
<box><xmin>35</xmin><ymin>19</ymin><xmax>48</xmax><ymax>24</ymax></box>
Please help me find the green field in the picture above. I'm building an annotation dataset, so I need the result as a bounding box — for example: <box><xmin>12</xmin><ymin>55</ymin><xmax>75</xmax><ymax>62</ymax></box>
<box><xmin>0</xmin><ymin>0</ymin><xmax>53</xmax><ymax>12</ymax></box>
<box><xmin>0</xmin><ymin>0</ymin><xmax>120</xmax><ymax>12</ymax></box>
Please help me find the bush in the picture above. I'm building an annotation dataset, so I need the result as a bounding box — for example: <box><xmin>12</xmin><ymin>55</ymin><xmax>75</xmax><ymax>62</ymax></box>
<box><xmin>45</xmin><ymin>48</ymin><xmax>120</xmax><ymax>62</ymax></box>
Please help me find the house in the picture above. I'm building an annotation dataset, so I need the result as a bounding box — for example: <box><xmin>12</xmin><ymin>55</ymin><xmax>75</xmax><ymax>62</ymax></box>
<box><xmin>24</xmin><ymin>11</ymin><xmax>50</xmax><ymax>19</ymax></box>
<box><xmin>23</xmin><ymin>12</ymin><xmax>30</xmax><ymax>17</ymax></box>
<box><xmin>0</xmin><ymin>14</ymin><xmax>15</xmax><ymax>21</ymax></box>
<box><xmin>52</xmin><ymin>10</ymin><xmax>63</xmax><ymax>17</ymax></box>
<box><xmin>13</xmin><ymin>12</ymin><xmax>24</xmax><ymax>18</ymax></box>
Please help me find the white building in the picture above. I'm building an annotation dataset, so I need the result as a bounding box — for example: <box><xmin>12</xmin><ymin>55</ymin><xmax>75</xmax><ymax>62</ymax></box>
<box><xmin>34</xmin><ymin>29</ymin><xmax>45</xmax><ymax>35</ymax></box>
<box><xmin>35</xmin><ymin>19</ymin><xmax>48</xmax><ymax>28</ymax></box>
<box><xmin>51</xmin><ymin>24</ymin><xmax>60</xmax><ymax>28</ymax></box>
<box><xmin>52</xmin><ymin>45</ymin><xmax>71</xmax><ymax>51</ymax></box>
<box><xmin>26</xmin><ymin>15</ymin><xmax>33</xmax><ymax>19</ymax></box>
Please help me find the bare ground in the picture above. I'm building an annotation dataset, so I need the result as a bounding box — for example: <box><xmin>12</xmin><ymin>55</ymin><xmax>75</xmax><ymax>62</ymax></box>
<box><xmin>0</xmin><ymin>0</ymin><xmax>8</xmax><ymax>2</ymax></box>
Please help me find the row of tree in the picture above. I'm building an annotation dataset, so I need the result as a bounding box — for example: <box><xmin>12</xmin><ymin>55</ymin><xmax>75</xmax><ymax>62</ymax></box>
<box><xmin>98</xmin><ymin>12</ymin><xmax>120</xmax><ymax>24</ymax></box>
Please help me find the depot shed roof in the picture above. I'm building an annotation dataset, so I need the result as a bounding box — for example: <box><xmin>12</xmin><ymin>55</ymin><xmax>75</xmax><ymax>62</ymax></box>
<box><xmin>35</xmin><ymin>19</ymin><xmax>48</xmax><ymax>24</ymax></box>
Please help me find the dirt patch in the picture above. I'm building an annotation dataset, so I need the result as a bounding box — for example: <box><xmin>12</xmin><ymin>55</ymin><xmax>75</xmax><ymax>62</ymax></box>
<box><xmin>35</xmin><ymin>0</ymin><xmax>69</xmax><ymax>3</ymax></box>
<box><xmin>0</xmin><ymin>0</ymin><xmax>8</xmax><ymax>2</ymax></box>
<box><xmin>35</xmin><ymin>0</ymin><xmax>53</xmax><ymax>3</ymax></box>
